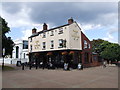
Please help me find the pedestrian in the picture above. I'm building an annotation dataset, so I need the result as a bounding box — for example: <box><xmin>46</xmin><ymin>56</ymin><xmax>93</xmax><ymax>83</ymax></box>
<box><xmin>64</xmin><ymin>63</ymin><xmax>68</xmax><ymax>70</ymax></box>
<box><xmin>29</xmin><ymin>62</ymin><xmax>32</xmax><ymax>70</ymax></box>
<box><xmin>103</xmin><ymin>60</ymin><xmax>106</xmax><ymax>68</ymax></box>
<box><xmin>78</xmin><ymin>63</ymin><xmax>81</xmax><ymax>70</ymax></box>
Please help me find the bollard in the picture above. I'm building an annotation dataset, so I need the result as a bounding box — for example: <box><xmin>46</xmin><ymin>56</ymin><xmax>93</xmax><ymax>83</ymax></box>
<box><xmin>29</xmin><ymin>64</ymin><xmax>32</xmax><ymax>70</ymax></box>
<box><xmin>22</xmin><ymin>63</ymin><xmax>24</xmax><ymax>70</ymax></box>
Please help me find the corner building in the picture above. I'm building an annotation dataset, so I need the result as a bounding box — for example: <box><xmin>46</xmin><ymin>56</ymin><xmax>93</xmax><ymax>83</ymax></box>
<box><xmin>28</xmin><ymin>18</ymin><xmax>99</xmax><ymax>68</ymax></box>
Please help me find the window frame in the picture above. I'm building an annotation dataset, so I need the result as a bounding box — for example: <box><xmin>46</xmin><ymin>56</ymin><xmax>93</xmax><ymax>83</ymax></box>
<box><xmin>58</xmin><ymin>39</ymin><xmax>63</xmax><ymax>48</ymax></box>
<box><xmin>58</xmin><ymin>28</ymin><xmax>63</xmax><ymax>34</ymax></box>
<box><xmin>50</xmin><ymin>30</ymin><xmax>54</xmax><ymax>36</ymax></box>
<box><xmin>42</xmin><ymin>32</ymin><xmax>46</xmax><ymax>38</ymax></box>
<box><xmin>50</xmin><ymin>40</ymin><xmax>54</xmax><ymax>49</ymax></box>
<box><xmin>84</xmin><ymin>40</ymin><xmax>87</xmax><ymax>49</ymax></box>
<box><xmin>42</xmin><ymin>42</ymin><xmax>46</xmax><ymax>50</ymax></box>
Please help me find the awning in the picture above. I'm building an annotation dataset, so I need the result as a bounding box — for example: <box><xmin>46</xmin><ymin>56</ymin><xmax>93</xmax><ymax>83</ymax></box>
<box><xmin>62</xmin><ymin>51</ymin><xmax>68</xmax><ymax>55</ymax></box>
<box><xmin>69</xmin><ymin>51</ymin><xmax>75</xmax><ymax>55</ymax></box>
<box><xmin>47</xmin><ymin>52</ymin><xmax>53</xmax><ymax>55</ymax></box>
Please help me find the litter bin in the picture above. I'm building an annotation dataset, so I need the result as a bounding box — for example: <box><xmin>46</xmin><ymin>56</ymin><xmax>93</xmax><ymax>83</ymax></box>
<box><xmin>16</xmin><ymin>61</ymin><xmax>21</xmax><ymax>66</ymax></box>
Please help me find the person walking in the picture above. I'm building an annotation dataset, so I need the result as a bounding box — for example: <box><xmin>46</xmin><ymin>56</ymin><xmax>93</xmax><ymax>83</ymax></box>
<box><xmin>103</xmin><ymin>60</ymin><xmax>107</xmax><ymax>68</ymax></box>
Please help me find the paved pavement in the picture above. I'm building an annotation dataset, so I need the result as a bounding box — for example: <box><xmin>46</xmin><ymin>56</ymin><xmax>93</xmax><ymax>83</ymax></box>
<box><xmin>2</xmin><ymin>64</ymin><xmax>118</xmax><ymax>88</ymax></box>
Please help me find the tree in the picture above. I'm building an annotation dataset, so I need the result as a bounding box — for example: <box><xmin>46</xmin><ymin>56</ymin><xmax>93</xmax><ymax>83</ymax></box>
<box><xmin>91</xmin><ymin>39</ymin><xmax>107</xmax><ymax>54</ymax></box>
<box><xmin>1</xmin><ymin>16</ymin><xmax>14</xmax><ymax>57</ymax></box>
<box><xmin>91</xmin><ymin>39</ymin><xmax>120</xmax><ymax>62</ymax></box>
<box><xmin>100</xmin><ymin>43</ymin><xmax>120</xmax><ymax>62</ymax></box>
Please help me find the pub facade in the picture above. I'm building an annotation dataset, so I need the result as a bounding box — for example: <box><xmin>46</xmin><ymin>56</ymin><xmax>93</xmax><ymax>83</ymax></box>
<box><xmin>28</xmin><ymin>18</ymin><xmax>100</xmax><ymax>69</ymax></box>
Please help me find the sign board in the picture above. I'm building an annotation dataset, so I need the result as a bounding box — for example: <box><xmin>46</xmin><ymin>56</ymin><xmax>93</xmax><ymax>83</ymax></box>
<box><xmin>3</xmin><ymin>48</ymin><xmax>5</xmax><ymax>56</ymax></box>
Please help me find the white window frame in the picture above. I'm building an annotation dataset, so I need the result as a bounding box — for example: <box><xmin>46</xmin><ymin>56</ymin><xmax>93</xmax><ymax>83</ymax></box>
<box><xmin>50</xmin><ymin>40</ymin><xmax>54</xmax><ymax>49</ymax></box>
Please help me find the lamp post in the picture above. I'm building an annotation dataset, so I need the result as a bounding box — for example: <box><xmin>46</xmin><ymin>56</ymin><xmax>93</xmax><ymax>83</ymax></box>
<box><xmin>2</xmin><ymin>48</ymin><xmax>5</xmax><ymax>70</ymax></box>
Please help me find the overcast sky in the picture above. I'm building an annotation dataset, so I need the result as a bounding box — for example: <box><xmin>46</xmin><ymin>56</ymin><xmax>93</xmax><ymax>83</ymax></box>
<box><xmin>1</xmin><ymin>2</ymin><xmax>118</xmax><ymax>43</ymax></box>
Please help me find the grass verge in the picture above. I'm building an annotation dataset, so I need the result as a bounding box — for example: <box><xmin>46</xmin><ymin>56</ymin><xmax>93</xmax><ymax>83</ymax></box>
<box><xmin>0</xmin><ymin>65</ymin><xmax>15</xmax><ymax>71</ymax></box>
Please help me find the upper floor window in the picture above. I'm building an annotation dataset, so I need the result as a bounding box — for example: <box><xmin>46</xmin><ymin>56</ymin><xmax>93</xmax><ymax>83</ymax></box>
<box><xmin>43</xmin><ymin>32</ymin><xmax>46</xmax><ymax>38</ymax></box>
<box><xmin>42</xmin><ymin>42</ymin><xmax>46</xmax><ymax>50</ymax></box>
<box><xmin>50</xmin><ymin>40</ymin><xmax>54</xmax><ymax>49</ymax></box>
<box><xmin>58</xmin><ymin>28</ymin><xmax>63</xmax><ymax>34</ymax></box>
<box><xmin>58</xmin><ymin>39</ymin><xmax>63</xmax><ymax>48</ymax></box>
<box><xmin>84</xmin><ymin>40</ymin><xmax>87</xmax><ymax>49</ymax></box>
<box><xmin>88</xmin><ymin>43</ymin><xmax>91</xmax><ymax>48</ymax></box>
<box><xmin>50</xmin><ymin>31</ymin><xmax>54</xmax><ymax>36</ymax></box>
<box><xmin>23</xmin><ymin>40</ymin><xmax>28</xmax><ymax>49</ymax></box>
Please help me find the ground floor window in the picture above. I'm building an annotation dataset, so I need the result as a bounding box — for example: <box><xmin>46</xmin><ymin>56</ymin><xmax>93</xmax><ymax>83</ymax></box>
<box><xmin>84</xmin><ymin>52</ymin><xmax>89</xmax><ymax>63</ymax></box>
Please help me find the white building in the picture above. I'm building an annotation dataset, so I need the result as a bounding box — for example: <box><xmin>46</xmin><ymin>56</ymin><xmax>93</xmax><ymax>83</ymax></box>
<box><xmin>28</xmin><ymin>18</ymin><xmax>99</xmax><ymax>68</ymax></box>
<box><xmin>28</xmin><ymin>19</ymin><xmax>83</xmax><ymax>53</ymax></box>
<box><xmin>12</xmin><ymin>39</ymin><xmax>28</xmax><ymax>62</ymax></box>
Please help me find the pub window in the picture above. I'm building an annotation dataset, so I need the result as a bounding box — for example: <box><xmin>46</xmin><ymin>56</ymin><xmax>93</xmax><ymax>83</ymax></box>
<box><xmin>43</xmin><ymin>32</ymin><xmax>46</xmax><ymax>38</ymax></box>
<box><xmin>30</xmin><ymin>45</ymin><xmax>32</xmax><ymax>52</ymax></box>
<box><xmin>84</xmin><ymin>40</ymin><xmax>87</xmax><ymax>49</ymax></box>
<box><xmin>88</xmin><ymin>43</ymin><xmax>91</xmax><ymax>48</ymax></box>
<box><xmin>42</xmin><ymin>42</ymin><xmax>46</xmax><ymax>49</ymax></box>
<box><xmin>50</xmin><ymin>40</ymin><xmax>54</xmax><ymax>49</ymax></box>
<box><xmin>58</xmin><ymin>28</ymin><xmax>63</xmax><ymax>34</ymax></box>
<box><xmin>50</xmin><ymin>30</ymin><xmax>54</xmax><ymax>36</ymax></box>
<box><xmin>58</xmin><ymin>39</ymin><xmax>63</xmax><ymax>48</ymax></box>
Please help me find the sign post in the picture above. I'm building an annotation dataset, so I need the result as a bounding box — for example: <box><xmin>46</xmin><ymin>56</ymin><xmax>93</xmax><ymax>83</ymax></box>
<box><xmin>2</xmin><ymin>48</ymin><xmax>5</xmax><ymax>70</ymax></box>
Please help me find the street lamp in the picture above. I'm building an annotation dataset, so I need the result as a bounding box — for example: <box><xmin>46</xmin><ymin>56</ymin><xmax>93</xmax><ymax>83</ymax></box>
<box><xmin>2</xmin><ymin>48</ymin><xmax>5</xmax><ymax>70</ymax></box>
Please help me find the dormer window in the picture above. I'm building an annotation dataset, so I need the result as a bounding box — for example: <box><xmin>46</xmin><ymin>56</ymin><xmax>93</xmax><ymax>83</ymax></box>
<box><xmin>58</xmin><ymin>28</ymin><xmax>63</xmax><ymax>34</ymax></box>
<box><xmin>50</xmin><ymin>31</ymin><xmax>54</xmax><ymax>36</ymax></box>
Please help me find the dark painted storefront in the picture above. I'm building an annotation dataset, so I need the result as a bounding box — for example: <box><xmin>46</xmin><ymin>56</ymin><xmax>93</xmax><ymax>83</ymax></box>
<box><xmin>28</xmin><ymin>49</ymin><xmax>99</xmax><ymax>69</ymax></box>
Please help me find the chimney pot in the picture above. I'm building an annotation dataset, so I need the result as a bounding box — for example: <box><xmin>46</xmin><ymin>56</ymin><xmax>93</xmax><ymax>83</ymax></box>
<box><xmin>68</xmin><ymin>17</ymin><xmax>74</xmax><ymax>24</ymax></box>
<box><xmin>43</xmin><ymin>23</ymin><xmax>47</xmax><ymax>30</ymax></box>
<box><xmin>32</xmin><ymin>28</ymin><xmax>37</xmax><ymax>34</ymax></box>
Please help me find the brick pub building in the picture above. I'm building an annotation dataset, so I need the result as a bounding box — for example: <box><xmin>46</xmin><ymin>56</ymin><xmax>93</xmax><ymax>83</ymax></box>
<box><xmin>28</xmin><ymin>18</ymin><xmax>101</xmax><ymax>69</ymax></box>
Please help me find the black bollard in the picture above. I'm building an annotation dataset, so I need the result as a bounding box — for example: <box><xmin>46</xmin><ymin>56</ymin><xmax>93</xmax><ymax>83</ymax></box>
<box><xmin>29</xmin><ymin>64</ymin><xmax>32</xmax><ymax>70</ymax></box>
<box><xmin>36</xmin><ymin>64</ymin><xmax>38</xmax><ymax>69</ymax></box>
<box><xmin>22</xmin><ymin>63</ymin><xmax>24</xmax><ymax>70</ymax></box>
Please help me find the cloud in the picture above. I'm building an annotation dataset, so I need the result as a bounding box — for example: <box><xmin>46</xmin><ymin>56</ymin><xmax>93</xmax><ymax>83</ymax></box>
<box><xmin>103</xmin><ymin>28</ymin><xmax>118</xmax><ymax>43</ymax></box>
<box><xmin>82</xmin><ymin>24</ymin><xmax>101</xmax><ymax>31</ymax></box>
<box><xmin>1</xmin><ymin>2</ymin><xmax>118</xmax><ymax>43</ymax></box>
<box><xmin>2</xmin><ymin>2</ymin><xmax>117</xmax><ymax>26</ymax></box>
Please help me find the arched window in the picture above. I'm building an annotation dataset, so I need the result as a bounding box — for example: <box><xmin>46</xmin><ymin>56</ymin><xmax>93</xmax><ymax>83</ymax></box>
<box><xmin>16</xmin><ymin>46</ymin><xmax>19</xmax><ymax>58</ymax></box>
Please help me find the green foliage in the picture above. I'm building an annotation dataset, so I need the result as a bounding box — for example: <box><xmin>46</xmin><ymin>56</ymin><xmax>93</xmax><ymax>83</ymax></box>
<box><xmin>0</xmin><ymin>16</ymin><xmax>10</xmax><ymax>34</ymax></box>
<box><xmin>1</xmin><ymin>17</ymin><xmax>14</xmax><ymax>57</ymax></box>
<box><xmin>91</xmin><ymin>39</ymin><xmax>120</xmax><ymax>61</ymax></box>
<box><xmin>100</xmin><ymin>43</ymin><xmax>120</xmax><ymax>61</ymax></box>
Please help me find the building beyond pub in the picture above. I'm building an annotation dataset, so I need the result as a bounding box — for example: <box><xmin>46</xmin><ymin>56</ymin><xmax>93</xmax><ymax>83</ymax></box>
<box><xmin>12</xmin><ymin>39</ymin><xmax>29</xmax><ymax>62</ymax></box>
<box><xmin>28</xmin><ymin>18</ymin><xmax>101</xmax><ymax>69</ymax></box>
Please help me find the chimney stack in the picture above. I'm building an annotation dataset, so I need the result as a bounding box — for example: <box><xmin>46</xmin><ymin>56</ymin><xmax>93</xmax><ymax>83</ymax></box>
<box><xmin>32</xmin><ymin>28</ymin><xmax>37</xmax><ymax>34</ymax></box>
<box><xmin>68</xmin><ymin>17</ymin><xmax>74</xmax><ymax>24</ymax></box>
<box><xmin>43</xmin><ymin>23</ymin><xmax>48</xmax><ymax>30</ymax></box>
